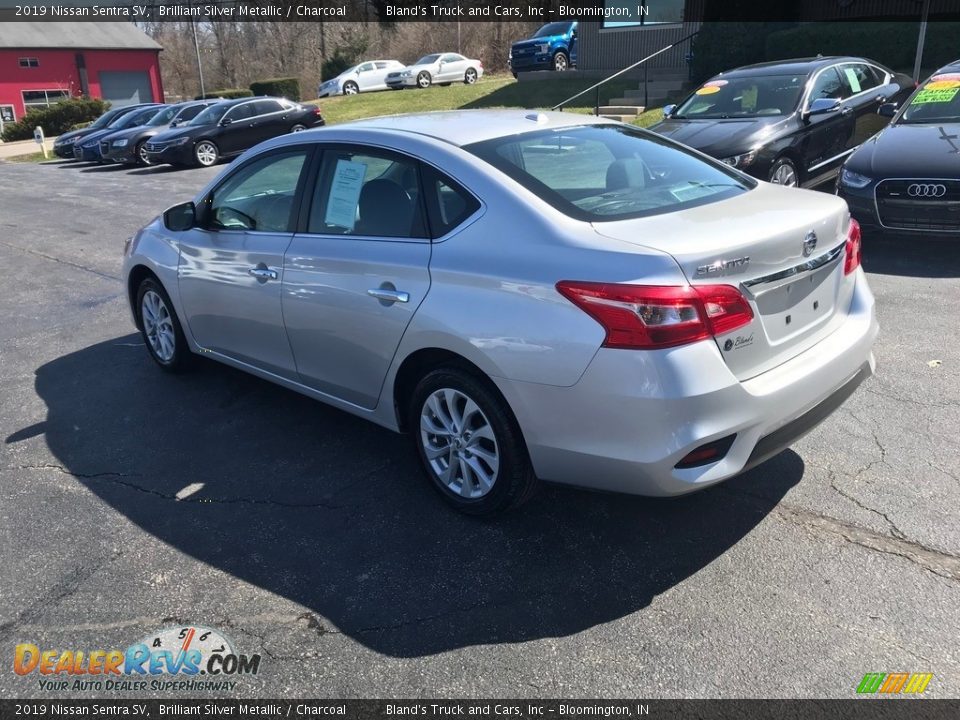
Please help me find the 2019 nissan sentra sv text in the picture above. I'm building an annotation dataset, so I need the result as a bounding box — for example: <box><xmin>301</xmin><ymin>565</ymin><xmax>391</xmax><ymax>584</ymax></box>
<box><xmin>123</xmin><ymin>110</ymin><xmax>877</xmax><ymax>515</ymax></box>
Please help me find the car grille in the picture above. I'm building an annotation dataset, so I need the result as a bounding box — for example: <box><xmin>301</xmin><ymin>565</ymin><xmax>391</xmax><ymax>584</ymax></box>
<box><xmin>387</xmin><ymin>72</ymin><xmax>401</xmax><ymax>79</ymax></box>
<box><xmin>145</xmin><ymin>142</ymin><xmax>165</xmax><ymax>152</ymax></box>
<box><xmin>876</xmin><ymin>179</ymin><xmax>960</xmax><ymax>232</ymax></box>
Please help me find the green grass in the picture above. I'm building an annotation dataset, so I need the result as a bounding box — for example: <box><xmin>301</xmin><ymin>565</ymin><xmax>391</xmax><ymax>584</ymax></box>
<box><xmin>5</xmin><ymin>151</ymin><xmax>51</xmax><ymax>163</ymax></box>
<box><xmin>308</xmin><ymin>74</ymin><xmax>664</xmax><ymax>128</ymax></box>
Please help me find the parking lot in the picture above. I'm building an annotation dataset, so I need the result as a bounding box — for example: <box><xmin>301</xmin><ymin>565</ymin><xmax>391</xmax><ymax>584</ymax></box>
<box><xmin>1</xmin><ymin>158</ymin><xmax>958</xmax><ymax>698</ymax></box>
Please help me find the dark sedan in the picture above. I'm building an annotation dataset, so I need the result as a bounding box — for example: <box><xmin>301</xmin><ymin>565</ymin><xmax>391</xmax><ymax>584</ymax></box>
<box><xmin>53</xmin><ymin>103</ymin><xmax>159</xmax><ymax>159</ymax></box>
<box><xmin>99</xmin><ymin>101</ymin><xmax>216</xmax><ymax>165</ymax></box>
<box><xmin>837</xmin><ymin>60</ymin><xmax>960</xmax><ymax>239</ymax></box>
<box><xmin>144</xmin><ymin>97</ymin><xmax>324</xmax><ymax>168</ymax></box>
<box><xmin>650</xmin><ymin>57</ymin><xmax>913</xmax><ymax>187</ymax></box>
<box><xmin>76</xmin><ymin>105</ymin><xmax>164</xmax><ymax>162</ymax></box>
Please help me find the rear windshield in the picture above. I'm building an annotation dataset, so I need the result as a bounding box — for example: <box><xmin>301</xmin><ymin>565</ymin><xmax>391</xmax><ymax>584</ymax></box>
<box><xmin>674</xmin><ymin>74</ymin><xmax>806</xmax><ymax>119</ymax></box>
<box><xmin>465</xmin><ymin>125</ymin><xmax>752</xmax><ymax>222</ymax></box>
<box><xmin>899</xmin><ymin>72</ymin><xmax>960</xmax><ymax>124</ymax></box>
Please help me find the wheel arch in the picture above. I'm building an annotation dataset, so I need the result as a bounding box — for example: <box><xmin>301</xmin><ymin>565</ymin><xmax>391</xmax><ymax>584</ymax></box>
<box><xmin>127</xmin><ymin>264</ymin><xmax>161</xmax><ymax>331</ymax></box>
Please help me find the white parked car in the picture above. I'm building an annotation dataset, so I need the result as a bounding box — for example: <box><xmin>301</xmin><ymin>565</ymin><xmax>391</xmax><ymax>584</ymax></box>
<box><xmin>317</xmin><ymin>60</ymin><xmax>405</xmax><ymax>97</ymax></box>
<box><xmin>386</xmin><ymin>53</ymin><xmax>483</xmax><ymax>89</ymax></box>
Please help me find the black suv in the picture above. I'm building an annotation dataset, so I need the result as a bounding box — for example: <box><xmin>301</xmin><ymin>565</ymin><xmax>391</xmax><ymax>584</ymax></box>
<box><xmin>651</xmin><ymin>57</ymin><xmax>913</xmax><ymax>187</ymax></box>
<box><xmin>144</xmin><ymin>97</ymin><xmax>324</xmax><ymax>168</ymax></box>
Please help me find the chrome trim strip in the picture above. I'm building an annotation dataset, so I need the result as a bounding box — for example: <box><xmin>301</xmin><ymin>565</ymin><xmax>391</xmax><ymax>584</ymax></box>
<box><xmin>873</xmin><ymin>177</ymin><xmax>960</xmax><ymax>234</ymax></box>
<box><xmin>808</xmin><ymin>147</ymin><xmax>856</xmax><ymax>172</ymax></box>
<box><xmin>741</xmin><ymin>244</ymin><xmax>845</xmax><ymax>295</ymax></box>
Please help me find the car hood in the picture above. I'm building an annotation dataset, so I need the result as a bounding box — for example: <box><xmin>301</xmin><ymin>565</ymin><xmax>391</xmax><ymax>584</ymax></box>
<box><xmin>79</xmin><ymin>128</ymin><xmax>115</xmax><ymax>146</ymax></box>
<box><xmin>512</xmin><ymin>37</ymin><xmax>558</xmax><ymax>50</ymax></box>
<box><xmin>846</xmin><ymin>122</ymin><xmax>960</xmax><ymax>177</ymax></box>
<box><xmin>650</xmin><ymin>116</ymin><xmax>790</xmax><ymax>159</ymax></box>
<box><xmin>102</xmin><ymin>125</ymin><xmax>158</xmax><ymax>143</ymax></box>
<box><xmin>56</xmin><ymin>127</ymin><xmax>95</xmax><ymax>144</ymax></box>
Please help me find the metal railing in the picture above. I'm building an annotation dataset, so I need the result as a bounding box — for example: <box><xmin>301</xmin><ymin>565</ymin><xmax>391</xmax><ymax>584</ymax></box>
<box><xmin>552</xmin><ymin>30</ymin><xmax>699</xmax><ymax>116</ymax></box>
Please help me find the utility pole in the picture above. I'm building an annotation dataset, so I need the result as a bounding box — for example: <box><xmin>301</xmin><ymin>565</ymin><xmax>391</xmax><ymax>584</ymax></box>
<box><xmin>191</xmin><ymin>14</ymin><xmax>206</xmax><ymax>98</ymax></box>
<box><xmin>913</xmin><ymin>0</ymin><xmax>930</xmax><ymax>83</ymax></box>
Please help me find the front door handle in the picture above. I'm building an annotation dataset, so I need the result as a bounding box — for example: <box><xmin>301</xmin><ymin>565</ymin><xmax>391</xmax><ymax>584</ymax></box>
<box><xmin>841</xmin><ymin>106</ymin><xmax>854</xmax><ymax>116</ymax></box>
<box><xmin>367</xmin><ymin>288</ymin><xmax>409</xmax><ymax>304</ymax></box>
<box><xmin>248</xmin><ymin>267</ymin><xmax>278</xmax><ymax>281</ymax></box>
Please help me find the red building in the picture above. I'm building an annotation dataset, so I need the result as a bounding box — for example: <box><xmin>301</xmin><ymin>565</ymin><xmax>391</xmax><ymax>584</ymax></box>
<box><xmin>0</xmin><ymin>22</ymin><xmax>162</xmax><ymax>131</ymax></box>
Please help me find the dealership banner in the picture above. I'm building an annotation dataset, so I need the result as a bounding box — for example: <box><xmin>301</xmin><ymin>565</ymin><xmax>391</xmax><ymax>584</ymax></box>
<box><xmin>1</xmin><ymin>0</ymin><xmax>959</xmax><ymax>23</ymax></box>
<box><xmin>2</xmin><ymin>700</ymin><xmax>960</xmax><ymax>719</ymax></box>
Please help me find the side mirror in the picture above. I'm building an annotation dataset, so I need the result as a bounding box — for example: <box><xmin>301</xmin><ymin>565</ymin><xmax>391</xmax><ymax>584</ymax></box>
<box><xmin>662</xmin><ymin>104</ymin><xmax>677</xmax><ymax>118</ymax></box>
<box><xmin>220</xmin><ymin>117</ymin><xmax>233</xmax><ymax>126</ymax></box>
<box><xmin>805</xmin><ymin>98</ymin><xmax>841</xmax><ymax>119</ymax></box>
<box><xmin>164</xmin><ymin>201</ymin><xmax>196</xmax><ymax>232</ymax></box>
<box><xmin>877</xmin><ymin>102</ymin><xmax>898</xmax><ymax>117</ymax></box>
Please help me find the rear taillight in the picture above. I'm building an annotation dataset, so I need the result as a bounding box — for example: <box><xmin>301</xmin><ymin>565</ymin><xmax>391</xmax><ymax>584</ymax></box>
<box><xmin>844</xmin><ymin>218</ymin><xmax>862</xmax><ymax>275</ymax></box>
<box><xmin>313</xmin><ymin>106</ymin><xmax>322</xmax><ymax>116</ymax></box>
<box><xmin>555</xmin><ymin>281</ymin><xmax>753</xmax><ymax>350</ymax></box>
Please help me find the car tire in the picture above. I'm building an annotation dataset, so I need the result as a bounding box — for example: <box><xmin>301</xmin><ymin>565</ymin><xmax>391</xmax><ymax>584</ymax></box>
<box><xmin>135</xmin><ymin>140</ymin><xmax>150</xmax><ymax>166</ymax></box>
<box><xmin>194</xmin><ymin>140</ymin><xmax>219</xmax><ymax>168</ymax></box>
<box><xmin>417</xmin><ymin>71</ymin><xmax>432</xmax><ymax>89</ymax></box>
<box><xmin>464</xmin><ymin>68</ymin><xmax>478</xmax><ymax>85</ymax></box>
<box><xmin>553</xmin><ymin>52</ymin><xmax>569</xmax><ymax>72</ymax></box>
<box><xmin>409</xmin><ymin>366</ymin><xmax>538</xmax><ymax>516</ymax></box>
<box><xmin>343</xmin><ymin>81</ymin><xmax>359</xmax><ymax>95</ymax></box>
<box><xmin>769</xmin><ymin>156</ymin><xmax>800</xmax><ymax>187</ymax></box>
<box><xmin>440</xmin><ymin>82</ymin><xmax>452</xmax><ymax>87</ymax></box>
<box><xmin>290</xmin><ymin>124</ymin><xmax>308</xmax><ymax>133</ymax></box>
<box><xmin>136</xmin><ymin>278</ymin><xmax>192</xmax><ymax>373</ymax></box>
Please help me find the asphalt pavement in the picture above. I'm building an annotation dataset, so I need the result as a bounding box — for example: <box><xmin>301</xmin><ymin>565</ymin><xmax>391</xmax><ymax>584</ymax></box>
<box><xmin>0</xmin><ymin>158</ymin><xmax>958</xmax><ymax>699</ymax></box>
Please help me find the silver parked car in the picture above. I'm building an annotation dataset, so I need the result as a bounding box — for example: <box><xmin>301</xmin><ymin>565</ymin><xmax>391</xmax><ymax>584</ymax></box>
<box><xmin>123</xmin><ymin>110</ymin><xmax>877</xmax><ymax>515</ymax></box>
<box><xmin>385</xmin><ymin>53</ymin><xmax>483</xmax><ymax>89</ymax></box>
<box><xmin>316</xmin><ymin>60</ymin><xmax>405</xmax><ymax>97</ymax></box>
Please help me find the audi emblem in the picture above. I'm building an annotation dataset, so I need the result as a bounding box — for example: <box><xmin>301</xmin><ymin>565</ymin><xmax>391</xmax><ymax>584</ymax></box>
<box><xmin>802</xmin><ymin>230</ymin><xmax>817</xmax><ymax>257</ymax></box>
<box><xmin>907</xmin><ymin>183</ymin><xmax>947</xmax><ymax>198</ymax></box>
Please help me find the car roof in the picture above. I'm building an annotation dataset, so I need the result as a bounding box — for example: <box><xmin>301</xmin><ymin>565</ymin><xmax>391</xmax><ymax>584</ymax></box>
<box><xmin>333</xmin><ymin>110</ymin><xmax>615</xmax><ymax>147</ymax></box>
<box><xmin>716</xmin><ymin>56</ymin><xmax>873</xmax><ymax>78</ymax></box>
<box><xmin>933</xmin><ymin>59</ymin><xmax>960</xmax><ymax>75</ymax></box>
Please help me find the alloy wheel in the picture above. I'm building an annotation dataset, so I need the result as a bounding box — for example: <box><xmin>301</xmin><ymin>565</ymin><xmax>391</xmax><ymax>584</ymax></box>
<box><xmin>465</xmin><ymin>69</ymin><xmax>478</xmax><ymax>84</ymax></box>
<box><xmin>195</xmin><ymin>142</ymin><xmax>217</xmax><ymax>167</ymax></box>
<box><xmin>291</xmin><ymin>124</ymin><xmax>307</xmax><ymax>133</ymax></box>
<box><xmin>420</xmin><ymin>388</ymin><xmax>500</xmax><ymax>499</ymax></box>
<box><xmin>771</xmin><ymin>163</ymin><xmax>798</xmax><ymax>187</ymax></box>
<box><xmin>554</xmin><ymin>53</ymin><xmax>568</xmax><ymax>72</ymax></box>
<box><xmin>418</xmin><ymin>72</ymin><xmax>431</xmax><ymax>89</ymax></box>
<box><xmin>138</xmin><ymin>142</ymin><xmax>150</xmax><ymax>165</ymax></box>
<box><xmin>141</xmin><ymin>290</ymin><xmax>176</xmax><ymax>363</ymax></box>
<box><xmin>344</xmin><ymin>82</ymin><xmax>359</xmax><ymax>95</ymax></box>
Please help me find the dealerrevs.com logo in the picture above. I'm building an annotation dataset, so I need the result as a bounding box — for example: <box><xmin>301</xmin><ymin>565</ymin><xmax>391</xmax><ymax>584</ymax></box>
<box><xmin>14</xmin><ymin>625</ymin><xmax>262</xmax><ymax>692</ymax></box>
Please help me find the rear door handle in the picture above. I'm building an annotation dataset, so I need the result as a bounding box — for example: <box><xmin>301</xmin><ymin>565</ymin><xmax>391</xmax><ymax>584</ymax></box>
<box><xmin>367</xmin><ymin>288</ymin><xmax>409</xmax><ymax>303</ymax></box>
<box><xmin>249</xmin><ymin>267</ymin><xmax>278</xmax><ymax>281</ymax></box>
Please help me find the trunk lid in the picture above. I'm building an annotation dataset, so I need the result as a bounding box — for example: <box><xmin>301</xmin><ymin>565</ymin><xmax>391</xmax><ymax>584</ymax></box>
<box><xmin>593</xmin><ymin>183</ymin><xmax>855</xmax><ymax>380</ymax></box>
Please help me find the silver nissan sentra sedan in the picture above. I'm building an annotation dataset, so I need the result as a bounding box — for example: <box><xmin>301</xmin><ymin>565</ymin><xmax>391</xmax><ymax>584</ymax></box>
<box><xmin>122</xmin><ymin>110</ymin><xmax>877</xmax><ymax>515</ymax></box>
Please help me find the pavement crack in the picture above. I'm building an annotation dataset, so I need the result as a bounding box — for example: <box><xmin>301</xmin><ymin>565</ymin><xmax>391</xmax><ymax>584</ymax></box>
<box><xmin>776</xmin><ymin>505</ymin><xmax>960</xmax><ymax>582</ymax></box>
<box><xmin>0</xmin><ymin>239</ymin><xmax>121</xmax><ymax>282</ymax></box>
<box><xmin>828</xmin><ymin>470</ymin><xmax>906</xmax><ymax>541</ymax></box>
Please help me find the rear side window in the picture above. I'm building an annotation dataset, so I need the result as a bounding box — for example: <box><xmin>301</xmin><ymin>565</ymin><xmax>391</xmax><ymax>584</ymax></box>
<box><xmin>840</xmin><ymin>63</ymin><xmax>882</xmax><ymax>95</ymax></box>
<box><xmin>421</xmin><ymin>165</ymin><xmax>480</xmax><ymax>237</ymax></box>
<box><xmin>465</xmin><ymin>125</ymin><xmax>751</xmax><ymax>222</ymax></box>
<box><xmin>307</xmin><ymin>148</ymin><xmax>428</xmax><ymax>239</ymax></box>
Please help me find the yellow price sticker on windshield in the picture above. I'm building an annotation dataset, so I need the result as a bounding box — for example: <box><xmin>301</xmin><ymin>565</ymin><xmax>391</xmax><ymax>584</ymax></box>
<box><xmin>696</xmin><ymin>85</ymin><xmax>722</xmax><ymax>95</ymax></box>
<box><xmin>926</xmin><ymin>80</ymin><xmax>960</xmax><ymax>90</ymax></box>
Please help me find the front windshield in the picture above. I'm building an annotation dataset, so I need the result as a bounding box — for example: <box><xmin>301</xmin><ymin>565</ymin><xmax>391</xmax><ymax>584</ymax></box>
<box><xmin>90</xmin><ymin>110</ymin><xmax>119</xmax><ymax>129</ymax></box>
<box><xmin>533</xmin><ymin>22</ymin><xmax>572</xmax><ymax>38</ymax></box>
<box><xmin>465</xmin><ymin>125</ymin><xmax>751</xmax><ymax>222</ymax></box>
<box><xmin>189</xmin><ymin>103</ymin><xmax>229</xmax><ymax>126</ymax></box>
<box><xmin>415</xmin><ymin>54</ymin><xmax>441</xmax><ymax>65</ymax></box>
<box><xmin>146</xmin><ymin>106</ymin><xmax>178</xmax><ymax>127</ymax></box>
<box><xmin>899</xmin><ymin>73</ymin><xmax>960</xmax><ymax>124</ymax></box>
<box><xmin>674</xmin><ymin>74</ymin><xmax>806</xmax><ymax>119</ymax></box>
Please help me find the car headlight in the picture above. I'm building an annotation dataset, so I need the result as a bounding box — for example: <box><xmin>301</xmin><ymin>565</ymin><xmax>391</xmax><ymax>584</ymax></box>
<box><xmin>538</xmin><ymin>43</ymin><xmax>550</xmax><ymax>54</ymax></box>
<box><xmin>112</xmin><ymin>139</ymin><xmax>128</xmax><ymax>147</ymax></box>
<box><xmin>839</xmin><ymin>168</ymin><xmax>872</xmax><ymax>189</ymax></box>
<box><xmin>73</xmin><ymin>137</ymin><xmax>83</xmax><ymax>144</ymax></box>
<box><xmin>170</xmin><ymin>137</ymin><xmax>192</xmax><ymax>146</ymax></box>
<box><xmin>721</xmin><ymin>151</ymin><xmax>757</xmax><ymax>169</ymax></box>
<box><xmin>401</xmin><ymin>70</ymin><xmax>412</xmax><ymax>77</ymax></box>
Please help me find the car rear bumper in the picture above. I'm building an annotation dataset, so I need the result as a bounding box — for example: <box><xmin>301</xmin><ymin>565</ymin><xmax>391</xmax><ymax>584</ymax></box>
<box><xmin>496</xmin><ymin>271</ymin><xmax>878</xmax><ymax>496</ymax></box>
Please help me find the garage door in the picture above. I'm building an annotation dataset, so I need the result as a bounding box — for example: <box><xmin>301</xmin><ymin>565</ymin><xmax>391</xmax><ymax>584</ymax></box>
<box><xmin>99</xmin><ymin>71</ymin><xmax>153</xmax><ymax>107</ymax></box>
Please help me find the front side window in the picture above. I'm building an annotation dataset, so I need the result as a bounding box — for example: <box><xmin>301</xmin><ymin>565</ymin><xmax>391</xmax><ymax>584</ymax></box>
<box><xmin>466</xmin><ymin>125</ymin><xmax>752</xmax><ymax>222</ymax></box>
<box><xmin>146</xmin><ymin>106</ymin><xmax>178</xmax><ymax>127</ymax></box>
<box><xmin>358</xmin><ymin>62</ymin><xmax>375</xmax><ymax>73</ymax></box>
<box><xmin>189</xmin><ymin>103</ymin><xmax>229</xmax><ymax>126</ymax></box>
<box><xmin>207</xmin><ymin>151</ymin><xmax>309</xmax><ymax>232</ymax></box>
<box><xmin>225</xmin><ymin>103</ymin><xmax>257</xmax><ymax>123</ymax></box>
<box><xmin>308</xmin><ymin>148</ymin><xmax>427</xmax><ymax>239</ymax></box>
<box><xmin>808</xmin><ymin>67</ymin><xmax>849</xmax><ymax>104</ymax></box>
<box><xmin>175</xmin><ymin>104</ymin><xmax>206</xmax><ymax>123</ymax></box>
<box><xmin>675</xmin><ymin>74</ymin><xmax>805</xmax><ymax>118</ymax></box>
